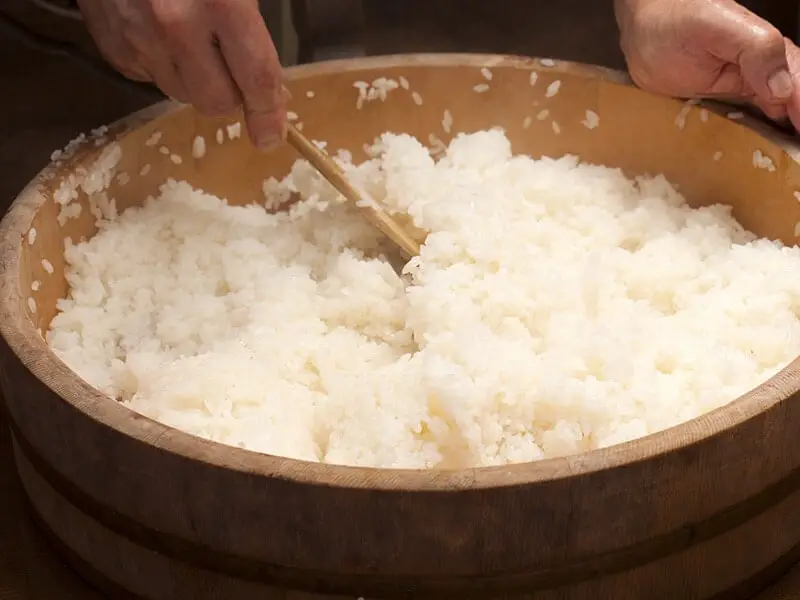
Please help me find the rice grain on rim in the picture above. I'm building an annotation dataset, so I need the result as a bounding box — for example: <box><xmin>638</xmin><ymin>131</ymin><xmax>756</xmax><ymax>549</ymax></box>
<box><xmin>581</xmin><ymin>110</ymin><xmax>600</xmax><ymax>130</ymax></box>
<box><xmin>145</xmin><ymin>132</ymin><xmax>162</xmax><ymax>147</ymax></box>
<box><xmin>545</xmin><ymin>80</ymin><xmax>562</xmax><ymax>98</ymax></box>
<box><xmin>753</xmin><ymin>149</ymin><xmax>776</xmax><ymax>171</ymax></box>
<box><xmin>192</xmin><ymin>136</ymin><xmax>207</xmax><ymax>159</ymax></box>
<box><xmin>227</xmin><ymin>123</ymin><xmax>242</xmax><ymax>140</ymax></box>
<box><xmin>442</xmin><ymin>110</ymin><xmax>453</xmax><ymax>134</ymax></box>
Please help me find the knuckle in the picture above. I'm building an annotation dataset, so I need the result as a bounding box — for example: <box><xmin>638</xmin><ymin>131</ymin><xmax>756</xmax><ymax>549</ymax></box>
<box><xmin>150</xmin><ymin>0</ymin><xmax>191</xmax><ymax>27</ymax></box>
<box><xmin>751</xmin><ymin>24</ymin><xmax>784</xmax><ymax>51</ymax></box>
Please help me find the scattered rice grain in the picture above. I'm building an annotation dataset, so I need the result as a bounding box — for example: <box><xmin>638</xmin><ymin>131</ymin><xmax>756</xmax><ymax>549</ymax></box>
<box><xmin>192</xmin><ymin>136</ymin><xmax>207</xmax><ymax>159</ymax></box>
<box><xmin>145</xmin><ymin>132</ymin><xmax>162</xmax><ymax>147</ymax></box>
<box><xmin>753</xmin><ymin>149</ymin><xmax>776</xmax><ymax>171</ymax></box>
<box><xmin>581</xmin><ymin>110</ymin><xmax>600</xmax><ymax>130</ymax></box>
<box><xmin>545</xmin><ymin>80</ymin><xmax>562</xmax><ymax>98</ymax></box>
<box><xmin>227</xmin><ymin>122</ymin><xmax>242</xmax><ymax>140</ymax></box>
<box><xmin>442</xmin><ymin>110</ymin><xmax>453</xmax><ymax>134</ymax></box>
<box><xmin>675</xmin><ymin>104</ymin><xmax>692</xmax><ymax>130</ymax></box>
<box><xmin>57</xmin><ymin>202</ymin><xmax>82</xmax><ymax>226</ymax></box>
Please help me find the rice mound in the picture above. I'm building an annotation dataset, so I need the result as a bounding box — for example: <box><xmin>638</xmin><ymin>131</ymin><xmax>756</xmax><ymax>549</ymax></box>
<box><xmin>48</xmin><ymin>129</ymin><xmax>800</xmax><ymax>468</ymax></box>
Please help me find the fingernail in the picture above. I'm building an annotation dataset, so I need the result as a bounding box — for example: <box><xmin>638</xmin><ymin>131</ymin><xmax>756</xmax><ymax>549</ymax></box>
<box><xmin>281</xmin><ymin>84</ymin><xmax>292</xmax><ymax>101</ymax></box>
<box><xmin>768</xmin><ymin>69</ymin><xmax>793</xmax><ymax>99</ymax></box>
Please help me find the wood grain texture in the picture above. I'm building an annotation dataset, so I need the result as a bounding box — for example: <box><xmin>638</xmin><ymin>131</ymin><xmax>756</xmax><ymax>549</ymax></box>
<box><xmin>3</xmin><ymin>55</ymin><xmax>800</xmax><ymax>599</ymax></box>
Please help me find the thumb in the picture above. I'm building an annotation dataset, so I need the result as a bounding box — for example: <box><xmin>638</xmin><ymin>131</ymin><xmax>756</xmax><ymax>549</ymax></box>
<box><xmin>784</xmin><ymin>43</ymin><xmax>800</xmax><ymax>133</ymax></box>
<box><xmin>704</xmin><ymin>0</ymin><xmax>792</xmax><ymax>103</ymax></box>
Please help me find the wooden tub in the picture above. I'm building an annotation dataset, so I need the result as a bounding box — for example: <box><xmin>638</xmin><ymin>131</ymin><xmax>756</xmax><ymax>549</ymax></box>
<box><xmin>2</xmin><ymin>55</ymin><xmax>800</xmax><ymax>600</ymax></box>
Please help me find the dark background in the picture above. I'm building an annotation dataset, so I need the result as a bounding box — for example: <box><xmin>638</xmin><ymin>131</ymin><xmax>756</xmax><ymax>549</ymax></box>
<box><xmin>0</xmin><ymin>1</ymin><xmax>799</xmax><ymax>597</ymax></box>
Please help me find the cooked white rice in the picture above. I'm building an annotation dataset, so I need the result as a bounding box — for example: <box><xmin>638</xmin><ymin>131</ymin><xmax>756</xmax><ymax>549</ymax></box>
<box><xmin>48</xmin><ymin>129</ymin><xmax>800</xmax><ymax>468</ymax></box>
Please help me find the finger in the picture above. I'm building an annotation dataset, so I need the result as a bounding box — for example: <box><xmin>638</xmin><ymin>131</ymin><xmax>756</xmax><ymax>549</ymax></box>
<box><xmin>705</xmin><ymin>63</ymin><xmax>747</xmax><ymax>98</ymax></box>
<box><xmin>75</xmin><ymin>0</ymin><xmax>110</xmax><ymax>43</ymax></box>
<box><xmin>212</xmin><ymin>1</ymin><xmax>286</xmax><ymax>150</ymax></box>
<box><xmin>143</xmin><ymin>53</ymin><xmax>191</xmax><ymax>105</ymax></box>
<box><xmin>178</xmin><ymin>39</ymin><xmax>242</xmax><ymax>117</ymax></box>
<box><xmin>783</xmin><ymin>41</ymin><xmax>800</xmax><ymax>135</ymax></box>
<box><xmin>77</xmin><ymin>0</ymin><xmax>149</xmax><ymax>82</ymax></box>
<box><xmin>122</xmin><ymin>68</ymin><xmax>153</xmax><ymax>82</ymax></box>
<box><xmin>150</xmin><ymin>2</ymin><xmax>241</xmax><ymax>117</ymax></box>
<box><xmin>741</xmin><ymin>38</ymin><xmax>793</xmax><ymax>104</ymax></box>
<box><xmin>751</xmin><ymin>97</ymin><xmax>789</xmax><ymax>122</ymax></box>
<box><xmin>788</xmin><ymin>99</ymin><xmax>800</xmax><ymax>135</ymax></box>
<box><xmin>701</xmin><ymin>1</ymin><xmax>792</xmax><ymax>103</ymax></box>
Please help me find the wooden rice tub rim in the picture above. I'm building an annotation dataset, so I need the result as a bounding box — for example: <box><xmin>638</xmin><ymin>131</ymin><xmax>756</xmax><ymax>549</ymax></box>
<box><xmin>2</xmin><ymin>53</ymin><xmax>800</xmax><ymax>493</ymax></box>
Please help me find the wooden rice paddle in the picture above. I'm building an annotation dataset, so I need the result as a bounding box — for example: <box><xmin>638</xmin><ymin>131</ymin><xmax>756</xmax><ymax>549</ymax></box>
<box><xmin>285</xmin><ymin>123</ymin><xmax>420</xmax><ymax>258</ymax></box>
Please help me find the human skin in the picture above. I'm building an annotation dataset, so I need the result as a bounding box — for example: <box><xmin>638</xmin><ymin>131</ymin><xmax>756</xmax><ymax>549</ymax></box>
<box><xmin>76</xmin><ymin>0</ymin><xmax>288</xmax><ymax>151</ymax></box>
<box><xmin>78</xmin><ymin>0</ymin><xmax>800</xmax><ymax>148</ymax></box>
<box><xmin>615</xmin><ymin>0</ymin><xmax>800</xmax><ymax>131</ymax></box>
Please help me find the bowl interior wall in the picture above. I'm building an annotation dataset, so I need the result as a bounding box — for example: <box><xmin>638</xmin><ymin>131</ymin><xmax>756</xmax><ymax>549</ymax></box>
<box><xmin>18</xmin><ymin>59</ymin><xmax>800</xmax><ymax>340</ymax></box>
